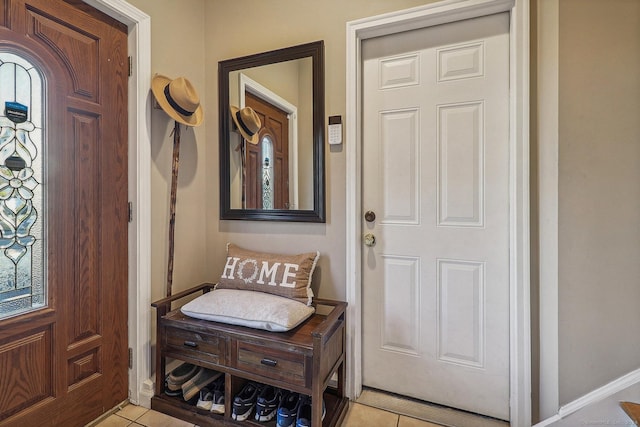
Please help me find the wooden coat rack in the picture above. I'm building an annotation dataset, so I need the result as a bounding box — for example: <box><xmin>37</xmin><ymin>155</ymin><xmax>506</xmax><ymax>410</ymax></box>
<box><xmin>166</xmin><ymin>120</ymin><xmax>181</xmax><ymax>298</ymax></box>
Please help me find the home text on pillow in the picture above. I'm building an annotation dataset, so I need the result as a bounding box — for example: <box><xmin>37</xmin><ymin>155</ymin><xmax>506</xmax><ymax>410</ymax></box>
<box><xmin>221</xmin><ymin>257</ymin><xmax>301</xmax><ymax>288</ymax></box>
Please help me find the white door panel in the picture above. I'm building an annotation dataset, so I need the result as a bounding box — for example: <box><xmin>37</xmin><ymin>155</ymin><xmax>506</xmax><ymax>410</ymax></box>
<box><xmin>361</xmin><ymin>12</ymin><xmax>510</xmax><ymax>420</ymax></box>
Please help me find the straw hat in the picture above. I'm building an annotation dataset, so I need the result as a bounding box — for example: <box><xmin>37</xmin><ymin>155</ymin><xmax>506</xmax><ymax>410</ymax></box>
<box><xmin>230</xmin><ymin>106</ymin><xmax>261</xmax><ymax>144</ymax></box>
<box><xmin>152</xmin><ymin>74</ymin><xmax>203</xmax><ymax>127</ymax></box>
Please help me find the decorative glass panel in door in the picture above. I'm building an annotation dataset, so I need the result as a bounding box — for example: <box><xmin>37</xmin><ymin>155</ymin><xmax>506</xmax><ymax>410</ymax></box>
<box><xmin>261</xmin><ymin>135</ymin><xmax>274</xmax><ymax>209</ymax></box>
<box><xmin>0</xmin><ymin>52</ymin><xmax>45</xmax><ymax>318</ymax></box>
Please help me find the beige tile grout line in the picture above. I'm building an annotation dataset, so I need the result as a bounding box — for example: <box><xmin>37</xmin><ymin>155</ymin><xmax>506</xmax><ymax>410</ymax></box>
<box><xmin>85</xmin><ymin>400</ymin><xmax>130</xmax><ymax>426</ymax></box>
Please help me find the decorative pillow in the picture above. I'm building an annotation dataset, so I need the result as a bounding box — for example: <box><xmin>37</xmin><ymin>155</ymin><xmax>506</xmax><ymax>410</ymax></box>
<box><xmin>180</xmin><ymin>289</ymin><xmax>315</xmax><ymax>332</ymax></box>
<box><xmin>215</xmin><ymin>243</ymin><xmax>319</xmax><ymax>305</ymax></box>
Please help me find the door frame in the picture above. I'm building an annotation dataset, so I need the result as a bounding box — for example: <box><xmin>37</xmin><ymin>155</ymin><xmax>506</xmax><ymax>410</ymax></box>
<box><xmin>81</xmin><ymin>0</ymin><xmax>153</xmax><ymax>407</ymax></box>
<box><xmin>345</xmin><ymin>0</ymin><xmax>531</xmax><ymax>425</ymax></box>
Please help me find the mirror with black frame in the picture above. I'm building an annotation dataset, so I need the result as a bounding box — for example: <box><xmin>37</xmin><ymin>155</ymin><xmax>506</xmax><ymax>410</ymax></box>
<box><xmin>219</xmin><ymin>41</ymin><xmax>325</xmax><ymax>222</ymax></box>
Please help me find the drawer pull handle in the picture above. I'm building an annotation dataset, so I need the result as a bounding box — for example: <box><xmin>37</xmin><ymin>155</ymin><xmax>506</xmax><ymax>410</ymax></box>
<box><xmin>183</xmin><ymin>341</ymin><xmax>198</xmax><ymax>348</ymax></box>
<box><xmin>260</xmin><ymin>358</ymin><xmax>278</xmax><ymax>367</ymax></box>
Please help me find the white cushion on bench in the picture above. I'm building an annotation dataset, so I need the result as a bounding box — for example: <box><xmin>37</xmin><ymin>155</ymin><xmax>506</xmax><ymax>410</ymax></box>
<box><xmin>180</xmin><ymin>289</ymin><xmax>315</xmax><ymax>332</ymax></box>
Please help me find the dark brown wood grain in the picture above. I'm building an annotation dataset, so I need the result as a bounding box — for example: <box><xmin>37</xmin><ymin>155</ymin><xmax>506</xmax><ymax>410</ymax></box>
<box><xmin>166</xmin><ymin>121</ymin><xmax>181</xmax><ymax>297</ymax></box>
<box><xmin>151</xmin><ymin>284</ymin><xmax>348</xmax><ymax>426</ymax></box>
<box><xmin>244</xmin><ymin>92</ymin><xmax>290</xmax><ymax>210</ymax></box>
<box><xmin>0</xmin><ymin>0</ymin><xmax>128</xmax><ymax>425</ymax></box>
<box><xmin>621</xmin><ymin>402</ymin><xmax>640</xmax><ymax>425</ymax></box>
<box><xmin>61</xmin><ymin>0</ymin><xmax>127</xmax><ymax>32</ymax></box>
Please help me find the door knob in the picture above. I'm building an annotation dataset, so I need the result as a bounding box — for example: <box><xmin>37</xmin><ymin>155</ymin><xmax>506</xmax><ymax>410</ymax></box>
<box><xmin>363</xmin><ymin>233</ymin><xmax>376</xmax><ymax>247</ymax></box>
<box><xmin>364</xmin><ymin>210</ymin><xmax>376</xmax><ymax>222</ymax></box>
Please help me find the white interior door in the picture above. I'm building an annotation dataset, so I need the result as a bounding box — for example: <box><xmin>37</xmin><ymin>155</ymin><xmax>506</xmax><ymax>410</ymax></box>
<box><xmin>361</xmin><ymin>12</ymin><xmax>510</xmax><ymax>420</ymax></box>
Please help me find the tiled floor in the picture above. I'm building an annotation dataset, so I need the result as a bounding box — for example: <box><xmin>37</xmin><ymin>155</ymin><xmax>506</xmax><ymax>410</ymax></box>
<box><xmin>93</xmin><ymin>402</ymin><xmax>442</xmax><ymax>427</ymax></box>
<box><xmin>356</xmin><ymin>389</ymin><xmax>508</xmax><ymax>427</ymax></box>
<box><xmin>93</xmin><ymin>404</ymin><xmax>192</xmax><ymax>427</ymax></box>
<box><xmin>342</xmin><ymin>403</ymin><xmax>442</xmax><ymax>426</ymax></box>
<box><xmin>92</xmin><ymin>383</ymin><xmax>640</xmax><ymax>427</ymax></box>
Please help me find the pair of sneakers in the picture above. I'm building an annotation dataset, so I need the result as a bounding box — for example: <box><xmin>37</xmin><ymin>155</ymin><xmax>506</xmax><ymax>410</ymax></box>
<box><xmin>196</xmin><ymin>375</ymin><xmax>225</xmax><ymax>414</ymax></box>
<box><xmin>232</xmin><ymin>382</ymin><xmax>285</xmax><ymax>422</ymax></box>
<box><xmin>276</xmin><ymin>392</ymin><xmax>326</xmax><ymax>427</ymax></box>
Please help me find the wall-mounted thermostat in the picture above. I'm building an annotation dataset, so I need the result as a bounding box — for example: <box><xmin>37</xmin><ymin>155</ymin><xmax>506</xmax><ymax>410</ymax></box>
<box><xmin>328</xmin><ymin>115</ymin><xmax>342</xmax><ymax>145</ymax></box>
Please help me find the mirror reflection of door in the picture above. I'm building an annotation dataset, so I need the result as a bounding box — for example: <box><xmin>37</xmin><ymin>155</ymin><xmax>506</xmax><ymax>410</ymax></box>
<box><xmin>245</xmin><ymin>92</ymin><xmax>290</xmax><ymax>209</ymax></box>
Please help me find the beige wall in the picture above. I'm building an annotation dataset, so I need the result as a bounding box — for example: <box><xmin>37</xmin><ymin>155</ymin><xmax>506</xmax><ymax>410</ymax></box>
<box><xmin>125</xmin><ymin>0</ymin><xmax>432</xmax><ymax>324</ymax></box>
<box><xmin>127</xmin><ymin>0</ymin><xmax>209</xmax><ymax>302</ymax></box>
<box><xmin>126</xmin><ymin>0</ymin><xmax>640</xmax><ymax>419</ymax></box>
<box><xmin>557</xmin><ymin>0</ymin><xmax>640</xmax><ymax>405</ymax></box>
<box><xmin>203</xmin><ymin>0</ymin><xmax>433</xmax><ymax>301</ymax></box>
<box><xmin>533</xmin><ymin>0</ymin><xmax>640</xmax><ymax>417</ymax></box>
<box><xmin>127</xmin><ymin>0</ymin><xmax>433</xmax><ymax>303</ymax></box>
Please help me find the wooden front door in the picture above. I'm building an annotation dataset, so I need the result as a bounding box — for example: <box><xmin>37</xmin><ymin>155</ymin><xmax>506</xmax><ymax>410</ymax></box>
<box><xmin>0</xmin><ymin>1</ymin><xmax>128</xmax><ymax>426</ymax></box>
<box><xmin>245</xmin><ymin>92</ymin><xmax>290</xmax><ymax>209</ymax></box>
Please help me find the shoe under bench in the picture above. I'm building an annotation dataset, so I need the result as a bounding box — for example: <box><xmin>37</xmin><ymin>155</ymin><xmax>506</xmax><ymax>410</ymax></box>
<box><xmin>151</xmin><ymin>283</ymin><xmax>349</xmax><ymax>426</ymax></box>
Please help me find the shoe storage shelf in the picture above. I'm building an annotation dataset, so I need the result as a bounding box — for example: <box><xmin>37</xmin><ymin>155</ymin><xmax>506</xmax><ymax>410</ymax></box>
<box><xmin>151</xmin><ymin>283</ymin><xmax>349</xmax><ymax>427</ymax></box>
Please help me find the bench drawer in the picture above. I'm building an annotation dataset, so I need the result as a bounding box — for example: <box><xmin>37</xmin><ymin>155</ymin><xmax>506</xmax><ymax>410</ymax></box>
<box><xmin>234</xmin><ymin>341</ymin><xmax>307</xmax><ymax>387</ymax></box>
<box><xmin>165</xmin><ymin>327</ymin><xmax>225</xmax><ymax>366</ymax></box>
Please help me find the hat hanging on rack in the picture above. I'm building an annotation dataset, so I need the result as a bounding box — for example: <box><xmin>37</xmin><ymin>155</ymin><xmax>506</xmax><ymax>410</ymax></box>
<box><xmin>152</xmin><ymin>74</ymin><xmax>203</xmax><ymax>127</ymax></box>
<box><xmin>150</xmin><ymin>74</ymin><xmax>204</xmax><ymax>298</ymax></box>
<box><xmin>230</xmin><ymin>105</ymin><xmax>261</xmax><ymax>144</ymax></box>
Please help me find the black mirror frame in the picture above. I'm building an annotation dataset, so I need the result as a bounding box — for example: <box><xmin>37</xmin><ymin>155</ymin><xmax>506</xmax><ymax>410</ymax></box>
<box><xmin>218</xmin><ymin>41</ymin><xmax>325</xmax><ymax>222</ymax></box>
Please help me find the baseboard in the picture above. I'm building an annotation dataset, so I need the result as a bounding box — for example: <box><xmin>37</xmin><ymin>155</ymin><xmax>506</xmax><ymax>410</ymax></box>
<box><xmin>138</xmin><ymin>378</ymin><xmax>155</xmax><ymax>409</ymax></box>
<box><xmin>558</xmin><ymin>368</ymin><xmax>640</xmax><ymax>417</ymax></box>
<box><xmin>137</xmin><ymin>360</ymin><xmax>183</xmax><ymax>409</ymax></box>
<box><xmin>532</xmin><ymin>414</ymin><xmax>561</xmax><ymax>427</ymax></box>
<box><xmin>533</xmin><ymin>368</ymin><xmax>640</xmax><ymax>426</ymax></box>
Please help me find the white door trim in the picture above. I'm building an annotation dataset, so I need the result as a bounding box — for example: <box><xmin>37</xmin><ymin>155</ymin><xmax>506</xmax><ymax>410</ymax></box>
<box><xmin>536</xmin><ymin>0</ymin><xmax>559</xmax><ymax>421</ymax></box>
<box><xmin>81</xmin><ymin>0</ymin><xmax>152</xmax><ymax>407</ymax></box>
<box><xmin>345</xmin><ymin>0</ymin><xmax>530</xmax><ymax>425</ymax></box>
